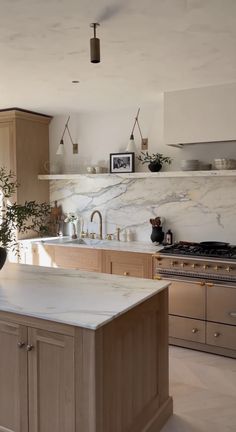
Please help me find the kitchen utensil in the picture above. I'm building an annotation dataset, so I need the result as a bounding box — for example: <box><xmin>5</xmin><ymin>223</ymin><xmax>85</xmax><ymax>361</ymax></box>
<box><xmin>199</xmin><ymin>241</ymin><xmax>229</xmax><ymax>248</ymax></box>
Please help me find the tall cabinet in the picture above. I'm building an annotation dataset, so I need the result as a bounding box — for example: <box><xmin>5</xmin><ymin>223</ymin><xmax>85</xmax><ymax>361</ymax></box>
<box><xmin>0</xmin><ymin>108</ymin><xmax>51</xmax><ymax>204</ymax></box>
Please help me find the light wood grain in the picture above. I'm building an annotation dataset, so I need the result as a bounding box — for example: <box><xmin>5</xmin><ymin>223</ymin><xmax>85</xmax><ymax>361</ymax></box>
<box><xmin>103</xmin><ymin>250</ymin><xmax>153</xmax><ymax>279</ymax></box>
<box><xmin>0</xmin><ymin>321</ymin><xmax>28</xmax><ymax>432</ymax></box>
<box><xmin>28</xmin><ymin>328</ymin><xmax>75</xmax><ymax>432</ymax></box>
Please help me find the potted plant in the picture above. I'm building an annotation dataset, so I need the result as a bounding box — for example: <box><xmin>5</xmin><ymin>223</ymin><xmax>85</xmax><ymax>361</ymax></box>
<box><xmin>0</xmin><ymin>167</ymin><xmax>51</xmax><ymax>269</ymax></box>
<box><xmin>137</xmin><ymin>152</ymin><xmax>172</xmax><ymax>172</ymax></box>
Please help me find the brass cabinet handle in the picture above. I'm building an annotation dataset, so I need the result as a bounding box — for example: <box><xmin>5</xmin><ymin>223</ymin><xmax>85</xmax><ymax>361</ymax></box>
<box><xmin>197</xmin><ymin>281</ymin><xmax>205</xmax><ymax>286</ymax></box>
<box><xmin>123</xmin><ymin>272</ymin><xmax>129</xmax><ymax>276</ymax></box>
<box><xmin>17</xmin><ymin>341</ymin><xmax>25</xmax><ymax>348</ymax></box>
<box><xmin>192</xmin><ymin>328</ymin><xmax>198</xmax><ymax>334</ymax></box>
<box><xmin>229</xmin><ymin>312</ymin><xmax>236</xmax><ymax>318</ymax></box>
<box><xmin>154</xmin><ymin>275</ymin><xmax>162</xmax><ymax>280</ymax></box>
<box><xmin>214</xmin><ymin>332</ymin><xmax>220</xmax><ymax>338</ymax></box>
<box><xmin>26</xmin><ymin>344</ymin><xmax>34</xmax><ymax>352</ymax></box>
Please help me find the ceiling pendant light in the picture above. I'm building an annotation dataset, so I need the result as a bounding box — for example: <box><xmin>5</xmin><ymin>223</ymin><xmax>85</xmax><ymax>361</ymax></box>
<box><xmin>90</xmin><ymin>23</ymin><xmax>101</xmax><ymax>63</ymax></box>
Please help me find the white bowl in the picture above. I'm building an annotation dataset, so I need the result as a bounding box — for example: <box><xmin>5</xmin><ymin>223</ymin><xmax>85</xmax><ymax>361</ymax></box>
<box><xmin>213</xmin><ymin>159</ymin><xmax>236</xmax><ymax>170</ymax></box>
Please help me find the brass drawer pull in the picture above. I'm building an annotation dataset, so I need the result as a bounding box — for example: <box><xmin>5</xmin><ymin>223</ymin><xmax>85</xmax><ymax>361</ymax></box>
<box><xmin>192</xmin><ymin>328</ymin><xmax>198</xmax><ymax>334</ymax></box>
<box><xmin>17</xmin><ymin>341</ymin><xmax>25</xmax><ymax>348</ymax></box>
<box><xmin>214</xmin><ymin>332</ymin><xmax>220</xmax><ymax>338</ymax></box>
<box><xmin>229</xmin><ymin>312</ymin><xmax>236</xmax><ymax>318</ymax></box>
<box><xmin>197</xmin><ymin>281</ymin><xmax>205</xmax><ymax>286</ymax></box>
<box><xmin>123</xmin><ymin>272</ymin><xmax>129</xmax><ymax>276</ymax></box>
<box><xmin>154</xmin><ymin>275</ymin><xmax>162</xmax><ymax>280</ymax></box>
<box><xmin>26</xmin><ymin>344</ymin><xmax>34</xmax><ymax>352</ymax></box>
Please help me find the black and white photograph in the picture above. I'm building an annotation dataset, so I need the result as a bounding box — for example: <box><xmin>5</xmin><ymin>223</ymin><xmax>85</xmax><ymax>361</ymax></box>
<box><xmin>110</xmin><ymin>152</ymin><xmax>135</xmax><ymax>173</ymax></box>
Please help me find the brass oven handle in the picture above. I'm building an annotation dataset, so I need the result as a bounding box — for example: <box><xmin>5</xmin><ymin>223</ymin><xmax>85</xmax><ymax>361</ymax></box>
<box><xmin>205</xmin><ymin>282</ymin><xmax>214</xmax><ymax>287</ymax></box>
<box><xmin>197</xmin><ymin>281</ymin><xmax>205</xmax><ymax>286</ymax></box>
<box><xmin>229</xmin><ymin>312</ymin><xmax>236</xmax><ymax>318</ymax></box>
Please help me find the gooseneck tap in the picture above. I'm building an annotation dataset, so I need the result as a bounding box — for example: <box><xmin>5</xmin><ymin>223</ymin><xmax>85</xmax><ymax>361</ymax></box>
<box><xmin>90</xmin><ymin>210</ymin><xmax>103</xmax><ymax>240</ymax></box>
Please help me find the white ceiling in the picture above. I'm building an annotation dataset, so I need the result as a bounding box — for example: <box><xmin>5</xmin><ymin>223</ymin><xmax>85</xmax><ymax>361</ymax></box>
<box><xmin>1</xmin><ymin>0</ymin><xmax>236</xmax><ymax>114</ymax></box>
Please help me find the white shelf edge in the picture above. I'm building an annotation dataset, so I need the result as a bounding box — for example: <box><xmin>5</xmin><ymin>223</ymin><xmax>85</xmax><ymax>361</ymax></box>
<box><xmin>38</xmin><ymin>170</ymin><xmax>236</xmax><ymax>180</ymax></box>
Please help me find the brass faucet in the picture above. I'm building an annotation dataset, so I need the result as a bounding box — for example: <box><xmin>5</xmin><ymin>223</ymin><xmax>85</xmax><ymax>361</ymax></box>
<box><xmin>90</xmin><ymin>210</ymin><xmax>103</xmax><ymax>240</ymax></box>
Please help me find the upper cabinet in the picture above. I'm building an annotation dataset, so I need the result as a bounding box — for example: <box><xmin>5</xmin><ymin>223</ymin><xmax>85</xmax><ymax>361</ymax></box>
<box><xmin>164</xmin><ymin>83</ymin><xmax>236</xmax><ymax>146</ymax></box>
<box><xmin>0</xmin><ymin>108</ymin><xmax>52</xmax><ymax>204</ymax></box>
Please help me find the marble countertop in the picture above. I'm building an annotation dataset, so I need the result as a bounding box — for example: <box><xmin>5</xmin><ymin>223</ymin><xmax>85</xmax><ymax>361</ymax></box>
<box><xmin>0</xmin><ymin>263</ymin><xmax>169</xmax><ymax>330</ymax></box>
<box><xmin>22</xmin><ymin>237</ymin><xmax>163</xmax><ymax>254</ymax></box>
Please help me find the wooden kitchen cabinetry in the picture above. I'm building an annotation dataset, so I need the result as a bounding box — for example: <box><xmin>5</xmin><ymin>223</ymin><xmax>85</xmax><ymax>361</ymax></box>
<box><xmin>0</xmin><ymin>316</ymin><xmax>75</xmax><ymax>432</ymax></box>
<box><xmin>0</xmin><ymin>108</ymin><xmax>51</xmax><ymax>205</ymax></box>
<box><xmin>102</xmin><ymin>250</ymin><xmax>153</xmax><ymax>279</ymax></box>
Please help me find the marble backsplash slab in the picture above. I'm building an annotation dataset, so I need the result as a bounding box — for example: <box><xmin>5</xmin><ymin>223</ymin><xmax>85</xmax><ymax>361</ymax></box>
<box><xmin>50</xmin><ymin>176</ymin><xmax>236</xmax><ymax>243</ymax></box>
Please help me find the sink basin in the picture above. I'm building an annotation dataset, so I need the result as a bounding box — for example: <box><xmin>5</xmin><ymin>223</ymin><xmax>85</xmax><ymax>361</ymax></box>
<box><xmin>40</xmin><ymin>237</ymin><xmax>106</xmax><ymax>247</ymax></box>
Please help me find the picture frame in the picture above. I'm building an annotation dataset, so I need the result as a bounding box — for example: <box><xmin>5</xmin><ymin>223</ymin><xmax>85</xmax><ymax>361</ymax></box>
<box><xmin>110</xmin><ymin>152</ymin><xmax>135</xmax><ymax>174</ymax></box>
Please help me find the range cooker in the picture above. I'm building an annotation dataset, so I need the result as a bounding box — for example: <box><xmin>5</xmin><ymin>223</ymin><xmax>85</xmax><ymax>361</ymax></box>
<box><xmin>154</xmin><ymin>241</ymin><xmax>236</xmax><ymax>283</ymax></box>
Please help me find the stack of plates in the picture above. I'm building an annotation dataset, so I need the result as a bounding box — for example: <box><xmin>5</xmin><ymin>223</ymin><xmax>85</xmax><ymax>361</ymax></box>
<box><xmin>181</xmin><ymin>160</ymin><xmax>200</xmax><ymax>171</ymax></box>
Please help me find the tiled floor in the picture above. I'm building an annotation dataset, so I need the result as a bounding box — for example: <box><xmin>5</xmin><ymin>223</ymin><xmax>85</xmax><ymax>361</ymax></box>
<box><xmin>162</xmin><ymin>346</ymin><xmax>236</xmax><ymax>432</ymax></box>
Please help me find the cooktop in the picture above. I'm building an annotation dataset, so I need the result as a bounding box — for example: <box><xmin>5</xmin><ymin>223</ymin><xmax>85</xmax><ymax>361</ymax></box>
<box><xmin>161</xmin><ymin>242</ymin><xmax>236</xmax><ymax>259</ymax></box>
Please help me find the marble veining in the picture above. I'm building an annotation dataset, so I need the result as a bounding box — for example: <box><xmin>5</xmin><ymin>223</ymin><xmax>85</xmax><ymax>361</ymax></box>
<box><xmin>0</xmin><ymin>263</ymin><xmax>169</xmax><ymax>329</ymax></box>
<box><xmin>50</xmin><ymin>176</ymin><xmax>236</xmax><ymax>243</ymax></box>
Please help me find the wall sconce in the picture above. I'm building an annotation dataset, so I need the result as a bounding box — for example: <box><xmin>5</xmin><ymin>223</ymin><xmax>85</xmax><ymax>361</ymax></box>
<box><xmin>126</xmin><ymin>108</ymin><xmax>148</xmax><ymax>153</ymax></box>
<box><xmin>56</xmin><ymin>116</ymin><xmax>78</xmax><ymax>155</ymax></box>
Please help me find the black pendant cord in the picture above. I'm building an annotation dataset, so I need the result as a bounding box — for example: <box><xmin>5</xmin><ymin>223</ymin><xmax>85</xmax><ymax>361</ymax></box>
<box><xmin>60</xmin><ymin>116</ymin><xmax>70</xmax><ymax>143</ymax></box>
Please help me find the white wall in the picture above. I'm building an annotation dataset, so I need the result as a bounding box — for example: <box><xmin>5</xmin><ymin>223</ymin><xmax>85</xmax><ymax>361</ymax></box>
<box><xmin>48</xmin><ymin>85</ymin><xmax>236</xmax><ymax>242</ymax></box>
<box><xmin>50</xmin><ymin>89</ymin><xmax>236</xmax><ymax>174</ymax></box>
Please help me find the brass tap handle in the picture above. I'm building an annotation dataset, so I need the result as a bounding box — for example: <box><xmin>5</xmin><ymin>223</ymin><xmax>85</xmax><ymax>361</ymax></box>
<box><xmin>116</xmin><ymin>227</ymin><xmax>121</xmax><ymax>241</ymax></box>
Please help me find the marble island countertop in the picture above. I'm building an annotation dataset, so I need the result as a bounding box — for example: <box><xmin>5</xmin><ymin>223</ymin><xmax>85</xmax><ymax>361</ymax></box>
<box><xmin>0</xmin><ymin>263</ymin><xmax>169</xmax><ymax>329</ymax></box>
<box><xmin>22</xmin><ymin>236</ymin><xmax>163</xmax><ymax>254</ymax></box>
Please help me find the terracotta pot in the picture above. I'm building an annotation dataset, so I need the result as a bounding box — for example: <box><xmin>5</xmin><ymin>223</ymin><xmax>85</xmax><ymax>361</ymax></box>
<box><xmin>0</xmin><ymin>247</ymin><xmax>7</xmax><ymax>270</ymax></box>
<box><xmin>148</xmin><ymin>162</ymin><xmax>162</xmax><ymax>172</ymax></box>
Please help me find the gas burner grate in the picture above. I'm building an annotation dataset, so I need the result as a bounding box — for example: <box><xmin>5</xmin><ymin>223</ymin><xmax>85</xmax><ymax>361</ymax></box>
<box><xmin>161</xmin><ymin>243</ymin><xmax>236</xmax><ymax>259</ymax></box>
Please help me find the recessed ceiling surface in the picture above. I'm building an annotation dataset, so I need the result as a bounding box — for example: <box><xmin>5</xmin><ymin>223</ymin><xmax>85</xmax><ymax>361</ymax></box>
<box><xmin>0</xmin><ymin>0</ymin><xmax>236</xmax><ymax>114</ymax></box>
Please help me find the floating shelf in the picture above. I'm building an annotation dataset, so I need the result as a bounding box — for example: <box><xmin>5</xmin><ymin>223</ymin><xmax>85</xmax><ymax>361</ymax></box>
<box><xmin>167</xmin><ymin>139</ymin><xmax>236</xmax><ymax>148</ymax></box>
<box><xmin>38</xmin><ymin>170</ymin><xmax>236</xmax><ymax>180</ymax></box>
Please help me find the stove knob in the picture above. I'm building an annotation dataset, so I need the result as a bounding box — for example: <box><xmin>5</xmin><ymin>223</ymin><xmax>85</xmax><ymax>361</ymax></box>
<box><xmin>191</xmin><ymin>263</ymin><xmax>198</xmax><ymax>269</ymax></box>
<box><xmin>180</xmin><ymin>262</ymin><xmax>185</xmax><ymax>268</ymax></box>
<box><xmin>226</xmin><ymin>266</ymin><xmax>231</xmax><ymax>273</ymax></box>
<box><xmin>171</xmin><ymin>261</ymin><xmax>176</xmax><ymax>267</ymax></box>
<box><xmin>203</xmin><ymin>265</ymin><xmax>209</xmax><ymax>270</ymax></box>
<box><xmin>214</xmin><ymin>266</ymin><xmax>219</xmax><ymax>271</ymax></box>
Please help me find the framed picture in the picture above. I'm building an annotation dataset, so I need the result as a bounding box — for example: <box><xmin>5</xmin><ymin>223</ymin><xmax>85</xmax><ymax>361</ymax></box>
<box><xmin>110</xmin><ymin>152</ymin><xmax>135</xmax><ymax>173</ymax></box>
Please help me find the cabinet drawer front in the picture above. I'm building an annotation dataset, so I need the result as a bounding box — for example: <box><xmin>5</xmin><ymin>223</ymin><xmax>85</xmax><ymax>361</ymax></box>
<box><xmin>169</xmin><ymin>315</ymin><xmax>205</xmax><ymax>343</ymax></box>
<box><xmin>111</xmin><ymin>262</ymin><xmax>144</xmax><ymax>278</ymax></box>
<box><xmin>169</xmin><ymin>280</ymin><xmax>205</xmax><ymax>319</ymax></box>
<box><xmin>54</xmin><ymin>246</ymin><xmax>102</xmax><ymax>272</ymax></box>
<box><xmin>207</xmin><ymin>284</ymin><xmax>236</xmax><ymax>325</ymax></box>
<box><xmin>207</xmin><ymin>322</ymin><xmax>236</xmax><ymax>351</ymax></box>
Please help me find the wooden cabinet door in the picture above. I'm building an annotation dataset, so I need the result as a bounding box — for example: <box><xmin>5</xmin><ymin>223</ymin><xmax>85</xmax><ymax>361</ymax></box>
<box><xmin>54</xmin><ymin>246</ymin><xmax>102</xmax><ymax>272</ymax></box>
<box><xmin>28</xmin><ymin>328</ymin><xmax>75</xmax><ymax>432</ymax></box>
<box><xmin>0</xmin><ymin>121</ymin><xmax>15</xmax><ymax>172</ymax></box>
<box><xmin>0</xmin><ymin>320</ymin><xmax>28</xmax><ymax>432</ymax></box>
<box><xmin>103</xmin><ymin>250</ymin><xmax>152</xmax><ymax>279</ymax></box>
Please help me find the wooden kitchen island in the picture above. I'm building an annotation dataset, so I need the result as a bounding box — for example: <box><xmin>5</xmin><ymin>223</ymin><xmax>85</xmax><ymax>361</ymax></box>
<box><xmin>0</xmin><ymin>263</ymin><xmax>172</xmax><ymax>432</ymax></box>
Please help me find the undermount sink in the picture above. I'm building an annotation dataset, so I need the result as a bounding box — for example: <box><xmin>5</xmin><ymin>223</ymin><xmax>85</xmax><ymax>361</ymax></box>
<box><xmin>41</xmin><ymin>237</ymin><xmax>106</xmax><ymax>247</ymax></box>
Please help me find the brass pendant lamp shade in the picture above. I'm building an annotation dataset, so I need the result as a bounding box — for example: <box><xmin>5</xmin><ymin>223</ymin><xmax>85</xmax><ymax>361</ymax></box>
<box><xmin>90</xmin><ymin>23</ymin><xmax>100</xmax><ymax>63</ymax></box>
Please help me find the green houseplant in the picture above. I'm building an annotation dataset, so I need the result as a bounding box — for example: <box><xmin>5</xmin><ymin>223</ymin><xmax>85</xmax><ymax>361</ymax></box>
<box><xmin>137</xmin><ymin>152</ymin><xmax>172</xmax><ymax>172</ymax></box>
<box><xmin>0</xmin><ymin>167</ymin><xmax>51</xmax><ymax>268</ymax></box>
